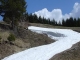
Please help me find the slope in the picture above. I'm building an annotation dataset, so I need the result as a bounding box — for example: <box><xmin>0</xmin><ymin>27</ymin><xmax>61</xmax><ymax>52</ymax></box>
<box><xmin>2</xmin><ymin>26</ymin><xmax>80</xmax><ymax>60</ymax></box>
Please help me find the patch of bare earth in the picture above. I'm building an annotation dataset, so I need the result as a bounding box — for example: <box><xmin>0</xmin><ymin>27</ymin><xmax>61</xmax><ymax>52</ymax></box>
<box><xmin>50</xmin><ymin>42</ymin><xmax>80</xmax><ymax>60</ymax></box>
<box><xmin>0</xmin><ymin>27</ymin><xmax>55</xmax><ymax>59</ymax></box>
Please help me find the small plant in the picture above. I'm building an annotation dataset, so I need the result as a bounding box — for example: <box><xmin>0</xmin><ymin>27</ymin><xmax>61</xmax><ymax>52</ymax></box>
<box><xmin>7</xmin><ymin>33</ymin><xmax>15</xmax><ymax>41</ymax></box>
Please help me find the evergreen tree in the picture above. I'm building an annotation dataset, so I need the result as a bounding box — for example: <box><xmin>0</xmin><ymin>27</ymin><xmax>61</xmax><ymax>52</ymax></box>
<box><xmin>77</xmin><ymin>18</ymin><xmax>80</xmax><ymax>27</ymax></box>
<box><xmin>38</xmin><ymin>16</ymin><xmax>42</xmax><ymax>23</ymax></box>
<box><xmin>0</xmin><ymin>0</ymin><xmax>27</xmax><ymax>29</ymax></box>
<box><xmin>62</xmin><ymin>19</ymin><xmax>65</xmax><ymax>26</ymax></box>
<box><xmin>73</xmin><ymin>18</ymin><xmax>77</xmax><ymax>26</ymax></box>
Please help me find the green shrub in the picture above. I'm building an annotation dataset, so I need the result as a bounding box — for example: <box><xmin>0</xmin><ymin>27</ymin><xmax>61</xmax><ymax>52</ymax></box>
<box><xmin>7</xmin><ymin>34</ymin><xmax>15</xmax><ymax>41</ymax></box>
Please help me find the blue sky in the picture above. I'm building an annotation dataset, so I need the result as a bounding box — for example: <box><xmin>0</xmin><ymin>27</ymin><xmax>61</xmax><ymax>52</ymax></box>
<box><xmin>0</xmin><ymin>0</ymin><xmax>80</xmax><ymax>21</ymax></box>
<box><xmin>27</xmin><ymin>0</ymin><xmax>80</xmax><ymax>14</ymax></box>
<box><xmin>26</xmin><ymin>0</ymin><xmax>80</xmax><ymax>22</ymax></box>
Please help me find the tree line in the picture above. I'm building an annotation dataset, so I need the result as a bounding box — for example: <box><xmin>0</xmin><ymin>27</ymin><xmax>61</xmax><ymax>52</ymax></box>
<box><xmin>62</xmin><ymin>17</ymin><xmax>80</xmax><ymax>27</ymax></box>
<box><xmin>28</xmin><ymin>14</ymin><xmax>80</xmax><ymax>27</ymax></box>
<box><xmin>28</xmin><ymin>14</ymin><xmax>58</xmax><ymax>26</ymax></box>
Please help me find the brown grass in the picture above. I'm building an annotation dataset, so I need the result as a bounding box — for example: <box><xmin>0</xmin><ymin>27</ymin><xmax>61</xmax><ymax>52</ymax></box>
<box><xmin>30</xmin><ymin>23</ymin><xmax>80</xmax><ymax>32</ymax></box>
<box><xmin>0</xmin><ymin>27</ymin><xmax>54</xmax><ymax>59</ymax></box>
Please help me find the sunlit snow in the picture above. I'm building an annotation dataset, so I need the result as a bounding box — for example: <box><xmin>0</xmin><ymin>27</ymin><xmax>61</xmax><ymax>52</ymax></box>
<box><xmin>2</xmin><ymin>26</ymin><xmax>80</xmax><ymax>60</ymax></box>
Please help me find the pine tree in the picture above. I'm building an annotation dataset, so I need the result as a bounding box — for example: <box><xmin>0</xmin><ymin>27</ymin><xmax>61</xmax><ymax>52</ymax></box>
<box><xmin>0</xmin><ymin>0</ymin><xmax>27</xmax><ymax>29</ymax></box>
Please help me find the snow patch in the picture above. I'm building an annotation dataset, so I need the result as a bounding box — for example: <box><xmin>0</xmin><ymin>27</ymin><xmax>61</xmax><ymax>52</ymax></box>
<box><xmin>2</xmin><ymin>26</ymin><xmax>80</xmax><ymax>60</ymax></box>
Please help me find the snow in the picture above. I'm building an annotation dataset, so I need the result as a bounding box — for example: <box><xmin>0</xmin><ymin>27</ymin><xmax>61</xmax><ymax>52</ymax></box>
<box><xmin>2</xmin><ymin>26</ymin><xmax>80</xmax><ymax>60</ymax></box>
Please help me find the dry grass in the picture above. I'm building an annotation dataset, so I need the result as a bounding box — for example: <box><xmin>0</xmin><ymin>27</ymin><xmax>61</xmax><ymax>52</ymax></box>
<box><xmin>30</xmin><ymin>23</ymin><xmax>80</xmax><ymax>32</ymax></box>
<box><xmin>0</xmin><ymin>31</ymin><xmax>10</xmax><ymax>41</ymax></box>
<box><xmin>18</xmin><ymin>30</ymin><xmax>54</xmax><ymax>47</ymax></box>
<box><xmin>0</xmin><ymin>27</ymin><xmax>54</xmax><ymax>59</ymax></box>
<box><xmin>0</xmin><ymin>43</ymin><xmax>14</xmax><ymax>59</ymax></box>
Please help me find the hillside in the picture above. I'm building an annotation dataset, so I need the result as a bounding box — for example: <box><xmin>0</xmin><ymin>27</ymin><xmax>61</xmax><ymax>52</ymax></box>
<box><xmin>0</xmin><ymin>23</ymin><xmax>54</xmax><ymax>59</ymax></box>
<box><xmin>2</xmin><ymin>26</ymin><xmax>80</xmax><ymax>60</ymax></box>
<box><xmin>50</xmin><ymin>42</ymin><xmax>80</xmax><ymax>60</ymax></box>
<box><xmin>30</xmin><ymin>23</ymin><xmax>80</xmax><ymax>60</ymax></box>
<box><xmin>1</xmin><ymin>23</ymin><xmax>80</xmax><ymax>60</ymax></box>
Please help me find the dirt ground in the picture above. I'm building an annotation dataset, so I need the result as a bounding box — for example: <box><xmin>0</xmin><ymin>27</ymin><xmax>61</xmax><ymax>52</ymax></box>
<box><xmin>0</xmin><ymin>27</ymin><xmax>54</xmax><ymax>59</ymax></box>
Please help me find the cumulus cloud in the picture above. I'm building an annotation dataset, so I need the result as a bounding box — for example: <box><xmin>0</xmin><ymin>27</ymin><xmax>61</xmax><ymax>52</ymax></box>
<box><xmin>70</xmin><ymin>2</ymin><xmax>80</xmax><ymax>18</ymax></box>
<box><xmin>33</xmin><ymin>2</ymin><xmax>80</xmax><ymax>22</ymax></box>
<box><xmin>34</xmin><ymin>8</ymin><xmax>63</xmax><ymax>22</ymax></box>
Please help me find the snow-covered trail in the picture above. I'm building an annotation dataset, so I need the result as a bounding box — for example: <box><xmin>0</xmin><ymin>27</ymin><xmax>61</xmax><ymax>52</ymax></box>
<box><xmin>2</xmin><ymin>26</ymin><xmax>80</xmax><ymax>60</ymax></box>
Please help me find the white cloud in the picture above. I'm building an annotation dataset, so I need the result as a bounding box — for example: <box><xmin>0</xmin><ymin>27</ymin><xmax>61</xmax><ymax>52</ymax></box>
<box><xmin>34</xmin><ymin>8</ymin><xmax>63</xmax><ymax>22</ymax></box>
<box><xmin>33</xmin><ymin>2</ymin><xmax>80</xmax><ymax>22</ymax></box>
<box><xmin>70</xmin><ymin>2</ymin><xmax>80</xmax><ymax>18</ymax></box>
